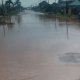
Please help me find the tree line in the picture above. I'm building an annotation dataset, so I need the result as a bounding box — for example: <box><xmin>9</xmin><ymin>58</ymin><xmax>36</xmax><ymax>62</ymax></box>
<box><xmin>1</xmin><ymin>0</ymin><xmax>23</xmax><ymax>15</ymax></box>
<box><xmin>31</xmin><ymin>1</ymin><xmax>61</xmax><ymax>14</ymax></box>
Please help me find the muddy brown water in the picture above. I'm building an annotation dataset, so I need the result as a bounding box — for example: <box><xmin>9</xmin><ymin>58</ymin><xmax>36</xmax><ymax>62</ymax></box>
<box><xmin>0</xmin><ymin>10</ymin><xmax>80</xmax><ymax>80</ymax></box>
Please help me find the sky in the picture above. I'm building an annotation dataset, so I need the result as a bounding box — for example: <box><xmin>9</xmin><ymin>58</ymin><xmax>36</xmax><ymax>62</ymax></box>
<box><xmin>0</xmin><ymin>0</ymin><xmax>57</xmax><ymax>7</ymax></box>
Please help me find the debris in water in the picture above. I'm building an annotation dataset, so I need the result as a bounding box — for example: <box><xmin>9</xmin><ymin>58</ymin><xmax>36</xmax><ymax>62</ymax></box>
<box><xmin>59</xmin><ymin>53</ymin><xmax>80</xmax><ymax>63</ymax></box>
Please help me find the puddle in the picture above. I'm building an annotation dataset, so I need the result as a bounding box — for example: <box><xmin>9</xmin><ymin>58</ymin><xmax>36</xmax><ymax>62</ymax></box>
<box><xmin>59</xmin><ymin>53</ymin><xmax>80</xmax><ymax>63</ymax></box>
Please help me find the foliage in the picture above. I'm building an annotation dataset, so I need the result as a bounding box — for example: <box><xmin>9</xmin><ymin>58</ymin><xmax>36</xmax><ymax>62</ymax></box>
<box><xmin>32</xmin><ymin>1</ymin><xmax>60</xmax><ymax>14</ymax></box>
<box><xmin>14</xmin><ymin>0</ymin><xmax>21</xmax><ymax>10</ymax></box>
<box><xmin>5</xmin><ymin>0</ymin><xmax>14</xmax><ymax>12</ymax></box>
<box><xmin>56</xmin><ymin>14</ymin><xmax>77</xmax><ymax>17</ymax></box>
<box><xmin>5</xmin><ymin>10</ymin><xmax>20</xmax><ymax>16</ymax></box>
<box><xmin>0</xmin><ymin>0</ymin><xmax>23</xmax><ymax>15</ymax></box>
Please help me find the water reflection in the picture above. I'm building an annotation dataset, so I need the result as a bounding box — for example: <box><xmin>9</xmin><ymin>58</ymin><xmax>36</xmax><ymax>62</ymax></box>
<box><xmin>66</xmin><ymin>18</ymin><xmax>68</xmax><ymax>39</ymax></box>
<box><xmin>0</xmin><ymin>15</ymin><xmax>22</xmax><ymax>36</ymax></box>
<box><xmin>0</xmin><ymin>16</ymin><xmax>14</xmax><ymax>36</ymax></box>
<box><xmin>55</xmin><ymin>18</ymin><xmax>57</xmax><ymax>32</ymax></box>
<box><xmin>3</xmin><ymin>25</ymin><xmax>5</xmax><ymax>36</ymax></box>
<box><xmin>33</xmin><ymin>12</ymin><xmax>80</xmax><ymax>40</ymax></box>
<box><xmin>15</xmin><ymin>15</ymin><xmax>22</xmax><ymax>27</ymax></box>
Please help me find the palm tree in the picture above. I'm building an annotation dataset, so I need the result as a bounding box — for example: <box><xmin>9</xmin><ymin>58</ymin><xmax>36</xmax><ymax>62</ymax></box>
<box><xmin>5</xmin><ymin>0</ymin><xmax>14</xmax><ymax>13</ymax></box>
<box><xmin>15</xmin><ymin>0</ymin><xmax>21</xmax><ymax>10</ymax></box>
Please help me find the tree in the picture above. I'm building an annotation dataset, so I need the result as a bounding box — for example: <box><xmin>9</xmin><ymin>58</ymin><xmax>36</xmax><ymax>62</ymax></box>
<box><xmin>39</xmin><ymin>1</ymin><xmax>49</xmax><ymax>9</ymax></box>
<box><xmin>50</xmin><ymin>3</ymin><xmax>60</xmax><ymax>13</ymax></box>
<box><xmin>5</xmin><ymin>0</ymin><xmax>14</xmax><ymax>12</ymax></box>
<box><xmin>14</xmin><ymin>0</ymin><xmax>21</xmax><ymax>10</ymax></box>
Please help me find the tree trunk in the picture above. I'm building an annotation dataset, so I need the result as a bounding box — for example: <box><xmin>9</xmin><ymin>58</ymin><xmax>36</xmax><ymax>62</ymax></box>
<box><xmin>2</xmin><ymin>0</ymin><xmax>4</xmax><ymax>15</ymax></box>
<box><xmin>9</xmin><ymin>2</ymin><xmax>10</xmax><ymax>12</ymax></box>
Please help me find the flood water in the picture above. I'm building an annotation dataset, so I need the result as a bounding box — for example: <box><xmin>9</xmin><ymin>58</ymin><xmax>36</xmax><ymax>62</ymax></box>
<box><xmin>1</xmin><ymin>10</ymin><xmax>80</xmax><ymax>80</ymax></box>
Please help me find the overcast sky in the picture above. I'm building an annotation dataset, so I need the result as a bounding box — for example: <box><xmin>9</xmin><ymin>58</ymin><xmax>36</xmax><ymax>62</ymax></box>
<box><xmin>0</xmin><ymin>0</ymin><xmax>57</xmax><ymax>7</ymax></box>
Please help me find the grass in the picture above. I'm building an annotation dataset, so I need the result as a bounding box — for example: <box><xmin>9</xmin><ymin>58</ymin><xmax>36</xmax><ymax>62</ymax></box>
<box><xmin>4</xmin><ymin>10</ymin><xmax>21</xmax><ymax>16</ymax></box>
<box><xmin>56</xmin><ymin>14</ymin><xmax>77</xmax><ymax>18</ymax></box>
<box><xmin>32</xmin><ymin>9</ymin><xmax>53</xmax><ymax>14</ymax></box>
<box><xmin>32</xmin><ymin>9</ymin><xmax>78</xmax><ymax>18</ymax></box>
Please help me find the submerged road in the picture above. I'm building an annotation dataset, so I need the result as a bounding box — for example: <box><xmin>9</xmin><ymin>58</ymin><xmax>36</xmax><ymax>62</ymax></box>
<box><xmin>0</xmin><ymin>10</ymin><xmax>80</xmax><ymax>80</ymax></box>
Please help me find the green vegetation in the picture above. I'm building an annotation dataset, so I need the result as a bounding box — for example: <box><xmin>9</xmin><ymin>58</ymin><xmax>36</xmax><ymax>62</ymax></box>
<box><xmin>5</xmin><ymin>10</ymin><xmax>20</xmax><ymax>16</ymax></box>
<box><xmin>0</xmin><ymin>0</ymin><xmax>25</xmax><ymax>16</ymax></box>
<box><xmin>56</xmin><ymin>14</ymin><xmax>77</xmax><ymax>18</ymax></box>
<box><xmin>32</xmin><ymin>8</ymin><xmax>53</xmax><ymax>14</ymax></box>
<box><xmin>31</xmin><ymin>1</ymin><xmax>79</xmax><ymax>18</ymax></box>
<box><xmin>31</xmin><ymin>1</ymin><xmax>61</xmax><ymax>15</ymax></box>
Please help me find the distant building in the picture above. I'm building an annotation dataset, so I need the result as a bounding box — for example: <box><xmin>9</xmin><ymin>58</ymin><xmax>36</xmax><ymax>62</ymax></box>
<box><xmin>68</xmin><ymin>0</ymin><xmax>80</xmax><ymax>14</ymax></box>
<box><xmin>58</xmin><ymin>0</ymin><xmax>75</xmax><ymax>14</ymax></box>
<box><xmin>58</xmin><ymin>0</ymin><xmax>75</xmax><ymax>7</ymax></box>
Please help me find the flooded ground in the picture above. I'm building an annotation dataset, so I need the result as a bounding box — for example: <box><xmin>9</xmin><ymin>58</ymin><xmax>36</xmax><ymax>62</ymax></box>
<box><xmin>1</xmin><ymin>10</ymin><xmax>80</xmax><ymax>80</ymax></box>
